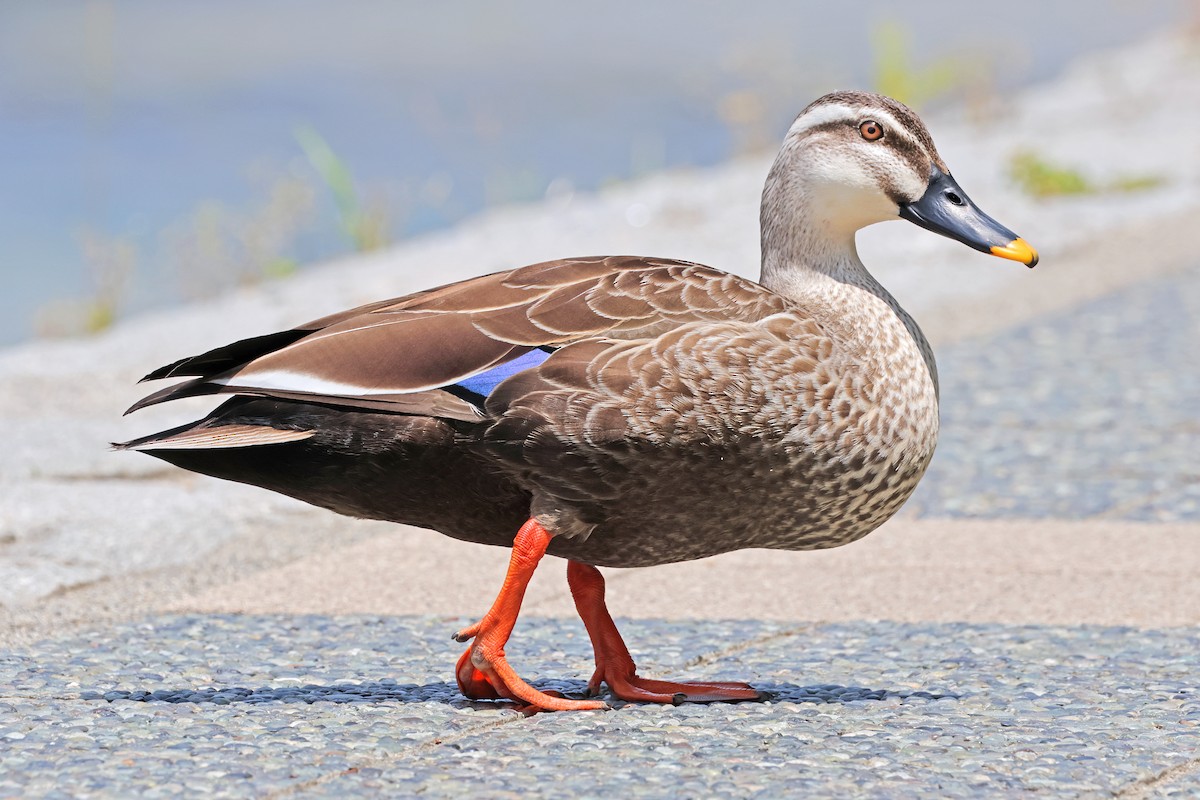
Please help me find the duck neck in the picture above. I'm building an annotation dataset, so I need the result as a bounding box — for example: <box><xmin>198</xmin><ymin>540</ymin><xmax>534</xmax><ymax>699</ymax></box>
<box><xmin>758</xmin><ymin>190</ymin><xmax>939</xmax><ymax>393</ymax></box>
<box><xmin>759</xmin><ymin>217</ymin><xmax>881</xmax><ymax>300</ymax></box>
<box><xmin>758</xmin><ymin>164</ymin><xmax>888</xmax><ymax>300</ymax></box>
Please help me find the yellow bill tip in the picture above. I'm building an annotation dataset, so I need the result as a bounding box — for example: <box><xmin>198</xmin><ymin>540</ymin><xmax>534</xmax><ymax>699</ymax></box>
<box><xmin>990</xmin><ymin>237</ymin><xmax>1039</xmax><ymax>268</ymax></box>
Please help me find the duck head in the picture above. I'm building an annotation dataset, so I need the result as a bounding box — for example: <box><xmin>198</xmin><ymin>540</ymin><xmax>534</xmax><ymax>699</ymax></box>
<box><xmin>761</xmin><ymin>90</ymin><xmax>1037</xmax><ymax>272</ymax></box>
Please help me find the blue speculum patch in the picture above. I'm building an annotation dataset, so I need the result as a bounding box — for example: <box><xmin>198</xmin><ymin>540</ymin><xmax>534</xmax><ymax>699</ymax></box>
<box><xmin>454</xmin><ymin>348</ymin><xmax>552</xmax><ymax>398</ymax></box>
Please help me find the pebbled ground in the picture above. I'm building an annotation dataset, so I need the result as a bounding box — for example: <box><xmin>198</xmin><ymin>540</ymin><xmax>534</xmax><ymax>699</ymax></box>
<box><xmin>909</xmin><ymin>265</ymin><xmax>1200</xmax><ymax>523</ymax></box>
<box><xmin>2</xmin><ymin>615</ymin><xmax>1198</xmax><ymax>798</ymax></box>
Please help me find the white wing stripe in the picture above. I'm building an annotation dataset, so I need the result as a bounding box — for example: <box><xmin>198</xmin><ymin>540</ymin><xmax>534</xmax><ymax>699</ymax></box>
<box><xmin>213</xmin><ymin>370</ymin><xmax>409</xmax><ymax>396</ymax></box>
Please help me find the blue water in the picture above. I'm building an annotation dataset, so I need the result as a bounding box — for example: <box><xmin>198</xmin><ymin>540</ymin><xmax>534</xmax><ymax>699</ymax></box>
<box><xmin>0</xmin><ymin>0</ymin><xmax>1187</xmax><ymax>344</ymax></box>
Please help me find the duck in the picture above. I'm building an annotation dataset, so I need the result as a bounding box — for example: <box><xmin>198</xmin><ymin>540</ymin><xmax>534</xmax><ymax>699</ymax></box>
<box><xmin>119</xmin><ymin>90</ymin><xmax>1037</xmax><ymax>712</ymax></box>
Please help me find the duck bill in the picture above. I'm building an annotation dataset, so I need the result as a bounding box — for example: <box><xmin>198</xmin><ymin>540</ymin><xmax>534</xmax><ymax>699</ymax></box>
<box><xmin>899</xmin><ymin>167</ymin><xmax>1038</xmax><ymax>268</ymax></box>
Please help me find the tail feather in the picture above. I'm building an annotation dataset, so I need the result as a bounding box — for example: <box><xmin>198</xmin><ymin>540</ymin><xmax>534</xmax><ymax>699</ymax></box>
<box><xmin>114</xmin><ymin>421</ymin><xmax>315</xmax><ymax>452</ymax></box>
<box><xmin>140</xmin><ymin>329</ymin><xmax>312</xmax><ymax>382</ymax></box>
<box><xmin>124</xmin><ymin>377</ymin><xmax>225</xmax><ymax>416</ymax></box>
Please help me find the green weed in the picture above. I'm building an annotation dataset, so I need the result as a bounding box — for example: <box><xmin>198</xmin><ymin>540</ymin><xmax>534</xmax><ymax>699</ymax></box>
<box><xmin>871</xmin><ymin>20</ymin><xmax>964</xmax><ymax>109</ymax></box>
<box><xmin>295</xmin><ymin>125</ymin><xmax>389</xmax><ymax>251</ymax></box>
<box><xmin>1009</xmin><ymin>150</ymin><xmax>1164</xmax><ymax>199</ymax></box>
<box><xmin>167</xmin><ymin>174</ymin><xmax>316</xmax><ymax>301</ymax></box>
<box><xmin>35</xmin><ymin>229</ymin><xmax>134</xmax><ymax>337</ymax></box>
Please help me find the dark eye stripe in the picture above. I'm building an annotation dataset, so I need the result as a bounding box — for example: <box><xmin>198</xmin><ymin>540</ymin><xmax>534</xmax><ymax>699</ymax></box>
<box><xmin>799</xmin><ymin>90</ymin><xmax>950</xmax><ymax>172</ymax></box>
<box><xmin>798</xmin><ymin>118</ymin><xmax>930</xmax><ymax>177</ymax></box>
<box><xmin>885</xmin><ymin>133</ymin><xmax>931</xmax><ymax>176</ymax></box>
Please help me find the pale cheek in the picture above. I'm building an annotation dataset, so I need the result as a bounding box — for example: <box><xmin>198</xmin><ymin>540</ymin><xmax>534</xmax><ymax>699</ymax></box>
<box><xmin>809</xmin><ymin>162</ymin><xmax>898</xmax><ymax>228</ymax></box>
<box><xmin>806</xmin><ymin>154</ymin><xmax>873</xmax><ymax>190</ymax></box>
<box><xmin>891</xmin><ymin>169</ymin><xmax>929</xmax><ymax>206</ymax></box>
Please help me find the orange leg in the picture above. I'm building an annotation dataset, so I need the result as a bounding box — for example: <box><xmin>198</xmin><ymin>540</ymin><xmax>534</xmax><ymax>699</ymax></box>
<box><xmin>567</xmin><ymin>560</ymin><xmax>762</xmax><ymax>704</ymax></box>
<box><xmin>453</xmin><ymin>519</ymin><xmax>606</xmax><ymax>712</ymax></box>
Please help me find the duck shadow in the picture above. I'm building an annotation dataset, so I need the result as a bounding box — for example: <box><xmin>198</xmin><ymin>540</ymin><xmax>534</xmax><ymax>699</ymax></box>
<box><xmin>83</xmin><ymin>680</ymin><xmax>957</xmax><ymax>708</ymax></box>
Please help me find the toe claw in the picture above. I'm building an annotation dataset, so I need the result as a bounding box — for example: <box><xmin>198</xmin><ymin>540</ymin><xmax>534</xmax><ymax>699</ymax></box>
<box><xmin>452</xmin><ymin>624</ymin><xmax>479</xmax><ymax>643</ymax></box>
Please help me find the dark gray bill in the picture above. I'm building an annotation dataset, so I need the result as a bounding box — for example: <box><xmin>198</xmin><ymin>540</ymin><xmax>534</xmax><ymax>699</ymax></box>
<box><xmin>899</xmin><ymin>166</ymin><xmax>1038</xmax><ymax>267</ymax></box>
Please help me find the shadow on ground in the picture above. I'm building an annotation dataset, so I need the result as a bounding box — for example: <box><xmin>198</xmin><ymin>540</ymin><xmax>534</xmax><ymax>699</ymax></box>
<box><xmin>81</xmin><ymin>681</ymin><xmax>958</xmax><ymax>707</ymax></box>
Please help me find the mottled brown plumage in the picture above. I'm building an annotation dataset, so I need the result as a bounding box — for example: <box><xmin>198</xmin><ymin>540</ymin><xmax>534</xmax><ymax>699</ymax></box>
<box><xmin>120</xmin><ymin>91</ymin><xmax>1036</xmax><ymax>710</ymax></box>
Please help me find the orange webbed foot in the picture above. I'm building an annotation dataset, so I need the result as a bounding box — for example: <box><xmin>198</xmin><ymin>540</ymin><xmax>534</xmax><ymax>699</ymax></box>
<box><xmin>588</xmin><ymin>668</ymin><xmax>762</xmax><ymax>704</ymax></box>
<box><xmin>568</xmin><ymin>560</ymin><xmax>762</xmax><ymax>706</ymax></box>
<box><xmin>453</xmin><ymin>628</ymin><xmax>605</xmax><ymax>712</ymax></box>
<box><xmin>450</xmin><ymin>519</ymin><xmax>606</xmax><ymax>713</ymax></box>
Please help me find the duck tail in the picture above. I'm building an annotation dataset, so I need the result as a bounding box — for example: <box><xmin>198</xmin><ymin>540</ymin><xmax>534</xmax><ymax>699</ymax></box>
<box><xmin>113</xmin><ymin>420</ymin><xmax>314</xmax><ymax>452</ymax></box>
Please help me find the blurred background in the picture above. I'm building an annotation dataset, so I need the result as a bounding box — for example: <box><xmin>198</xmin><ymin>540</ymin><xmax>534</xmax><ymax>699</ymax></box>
<box><xmin>1</xmin><ymin>0</ymin><xmax>1192</xmax><ymax>344</ymax></box>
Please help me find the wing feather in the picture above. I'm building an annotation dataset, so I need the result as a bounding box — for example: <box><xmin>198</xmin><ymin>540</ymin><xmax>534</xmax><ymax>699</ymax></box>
<box><xmin>129</xmin><ymin>256</ymin><xmax>790</xmax><ymax>420</ymax></box>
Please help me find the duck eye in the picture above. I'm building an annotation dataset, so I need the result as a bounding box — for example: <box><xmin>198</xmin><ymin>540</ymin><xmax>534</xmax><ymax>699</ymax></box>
<box><xmin>859</xmin><ymin>120</ymin><xmax>883</xmax><ymax>141</ymax></box>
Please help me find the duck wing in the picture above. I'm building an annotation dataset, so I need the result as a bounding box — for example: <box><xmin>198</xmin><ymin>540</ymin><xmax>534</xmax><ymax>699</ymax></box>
<box><xmin>127</xmin><ymin>255</ymin><xmax>790</xmax><ymax>422</ymax></box>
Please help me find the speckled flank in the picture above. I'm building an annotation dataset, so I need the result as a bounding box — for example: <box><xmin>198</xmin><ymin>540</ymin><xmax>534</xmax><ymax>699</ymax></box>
<box><xmin>539</xmin><ymin>278</ymin><xmax>939</xmax><ymax>566</ymax></box>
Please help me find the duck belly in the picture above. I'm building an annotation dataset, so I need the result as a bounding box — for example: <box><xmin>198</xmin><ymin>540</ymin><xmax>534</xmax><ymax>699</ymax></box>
<box><xmin>543</xmin><ymin>438</ymin><xmax>934</xmax><ymax>568</ymax></box>
<box><xmin>129</xmin><ymin>399</ymin><xmax>933</xmax><ymax>569</ymax></box>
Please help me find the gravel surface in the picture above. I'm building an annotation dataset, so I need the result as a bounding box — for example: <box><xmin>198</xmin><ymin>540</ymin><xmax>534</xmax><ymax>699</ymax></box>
<box><xmin>909</xmin><ymin>264</ymin><xmax>1200</xmax><ymax>522</ymax></box>
<box><xmin>1</xmin><ymin>614</ymin><xmax>1197</xmax><ymax>797</ymax></box>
